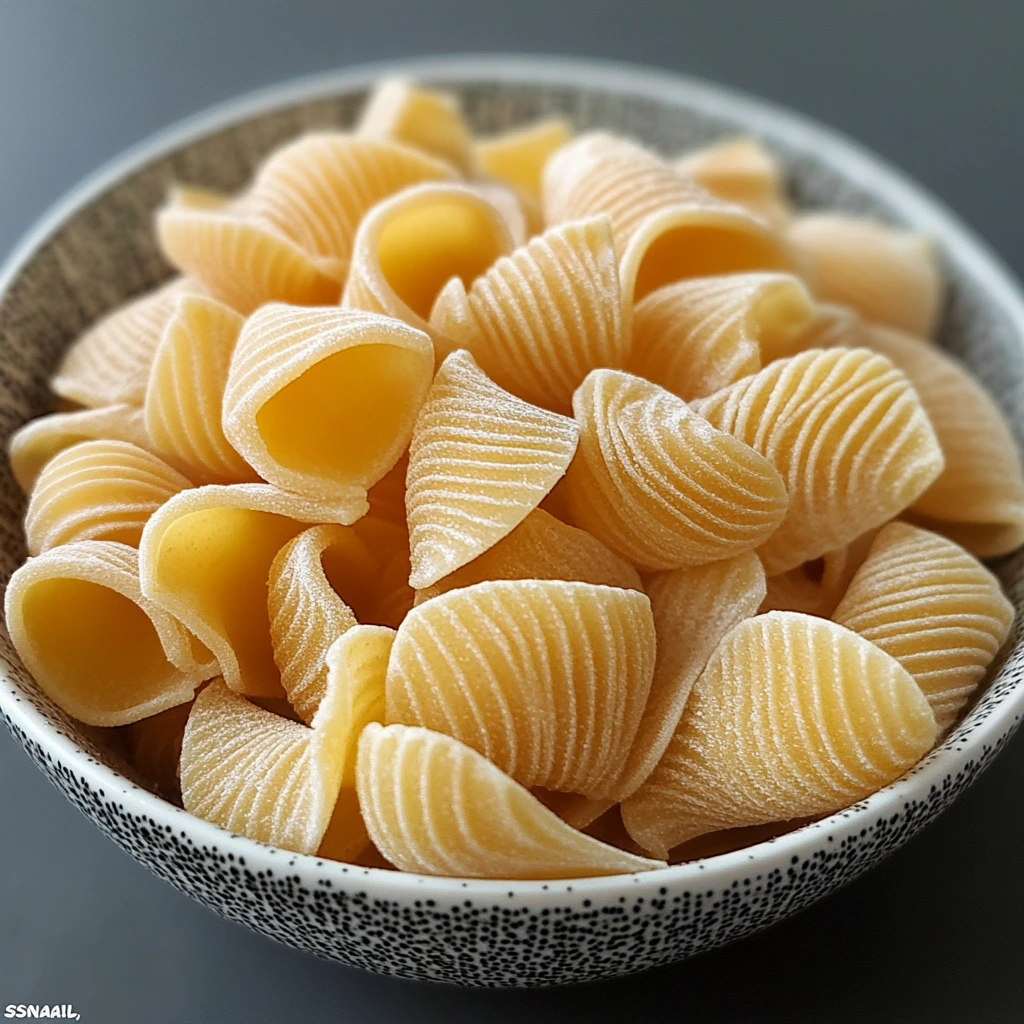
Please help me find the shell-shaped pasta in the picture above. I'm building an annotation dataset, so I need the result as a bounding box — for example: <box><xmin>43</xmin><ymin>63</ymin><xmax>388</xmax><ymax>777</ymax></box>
<box><xmin>8</xmin><ymin>404</ymin><xmax>152</xmax><ymax>494</ymax></box>
<box><xmin>341</xmin><ymin>183</ymin><xmax>514</xmax><ymax>348</ymax></box>
<box><xmin>415</xmin><ymin>508</ymin><xmax>642</xmax><ymax>605</ymax></box>
<box><xmin>357</xmin><ymin>723</ymin><xmax>663</xmax><ymax>879</ymax></box>
<box><xmin>138</xmin><ymin>482</ymin><xmax>367</xmax><ymax>698</ymax></box>
<box><xmin>429</xmin><ymin>216</ymin><xmax>628</xmax><ymax>413</ymax></box>
<box><xmin>693</xmin><ymin>347</ymin><xmax>945</xmax><ymax>574</ymax></box>
<box><xmin>866</xmin><ymin>325</ymin><xmax>1024</xmax><ymax>557</ymax></box>
<box><xmin>385</xmin><ymin>579</ymin><xmax>656</xmax><ymax>798</ymax></box>
<box><xmin>25</xmin><ymin>440</ymin><xmax>192</xmax><ymax>555</ymax></box>
<box><xmin>223</xmin><ymin>304</ymin><xmax>434</xmax><ymax>499</ymax></box>
<box><xmin>788</xmin><ymin>215</ymin><xmax>943</xmax><ymax>337</ymax></box>
<box><xmin>674</xmin><ymin>137</ymin><xmax>792</xmax><ymax>228</ymax></box>
<box><xmin>542</xmin><ymin>133</ymin><xmax>795</xmax><ymax>302</ymax></box>
<box><xmin>470</xmin><ymin>181</ymin><xmax>531</xmax><ymax>247</ymax></box>
<box><xmin>474</xmin><ymin>118</ymin><xmax>573</xmax><ymax>202</ymax></box>
<box><xmin>627</xmin><ymin>273</ymin><xmax>815</xmax><ymax>401</ymax></box>
<box><xmin>833</xmin><ymin>523</ymin><xmax>1014</xmax><ymax>729</ymax></box>
<box><xmin>621</xmin><ymin>611</ymin><xmax>939</xmax><ymax>857</ymax></box>
<box><xmin>356</xmin><ymin>77</ymin><xmax>473</xmax><ymax>173</ymax></box>
<box><xmin>51</xmin><ymin>278</ymin><xmax>196</xmax><ymax>408</ymax></box>
<box><xmin>143</xmin><ymin>294</ymin><xmax>255</xmax><ymax>484</ymax></box>
<box><xmin>4</xmin><ymin>541</ymin><xmax>206</xmax><ymax>726</ymax></box>
<box><xmin>793</xmin><ymin>301</ymin><xmax>868</xmax><ymax>351</ymax></box>
<box><xmin>562</xmin><ymin>370</ymin><xmax>789</xmax><ymax>571</ymax></box>
<box><xmin>245</xmin><ymin>133</ymin><xmax>455</xmax><ymax>271</ymax></box>
<box><xmin>128</xmin><ymin>699</ymin><xmax>193</xmax><ymax>800</ymax></box>
<box><xmin>405</xmin><ymin>350</ymin><xmax>580</xmax><ymax>589</ymax></box>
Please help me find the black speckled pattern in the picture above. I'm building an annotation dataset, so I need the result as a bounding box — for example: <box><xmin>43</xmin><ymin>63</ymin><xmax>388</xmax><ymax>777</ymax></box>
<box><xmin>1</xmin><ymin>66</ymin><xmax>1023</xmax><ymax>987</ymax></box>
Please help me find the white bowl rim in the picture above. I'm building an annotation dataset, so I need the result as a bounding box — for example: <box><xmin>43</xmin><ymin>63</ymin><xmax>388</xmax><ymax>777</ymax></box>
<box><xmin>2</xmin><ymin>53</ymin><xmax>1024</xmax><ymax>901</ymax></box>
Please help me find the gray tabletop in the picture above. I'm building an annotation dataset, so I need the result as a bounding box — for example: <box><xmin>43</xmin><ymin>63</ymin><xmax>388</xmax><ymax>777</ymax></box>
<box><xmin>2</xmin><ymin>3</ymin><xmax>1023</xmax><ymax>1021</ymax></box>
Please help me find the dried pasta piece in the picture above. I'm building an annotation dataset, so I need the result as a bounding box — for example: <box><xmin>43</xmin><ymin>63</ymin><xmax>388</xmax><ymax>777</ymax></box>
<box><xmin>25</xmin><ymin>440</ymin><xmax>192</xmax><ymax>555</ymax></box>
<box><xmin>357</xmin><ymin>723</ymin><xmax>663</xmax><ymax>879</ymax></box>
<box><xmin>356</xmin><ymin>78</ymin><xmax>474</xmax><ymax>173</ymax></box>
<box><xmin>621</xmin><ymin>611</ymin><xmax>939</xmax><ymax>857</ymax></box>
<box><xmin>405</xmin><ymin>350</ymin><xmax>579</xmax><ymax>589</ymax></box>
<box><xmin>788</xmin><ymin>215</ymin><xmax>942</xmax><ymax>337</ymax></box>
<box><xmin>143</xmin><ymin>294</ymin><xmax>256</xmax><ymax>484</ymax></box>
<box><xmin>386</xmin><ymin>579</ymin><xmax>656</xmax><ymax>798</ymax></box>
<box><xmin>674</xmin><ymin>137</ymin><xmax>792</xmax><ymax>228</ymax></box>
<box><xmin>469</xmin><ymin>181</ymin><xmax>530</xmax><ymax>247</ymax></box>
<box><xmin>542</xmin><ymin>133</ymin><xmax>795</xmax><ymax>302</ymax></box>
<box><xmin>223</xmin><ymin>304</ymin><xmax>433</xmax><ymax>499</ymax></box>
<box><xmin>341</xmin><ymin>183</ymin><xmax>514</xmax><ymax>349</ymax></box>
<box><xmin>793</xmin><ymin>302</ymin><xmax>868</xmax><ymax>351</ymax></box>
<box><xmin>474</xmin><ymin>118</ymin><xmax>573</xmax><ymax>202</ymax></box>
<box><xmin>562</xmin><ymin>370</ymin><xmax>788</xmax><ymax>571</ymax></box>
<box><xmin>429</xmin><ymin>216</ymin><xmax>628</xmax><ymax>413</ymax></box>
<box><xmin>4</xmin><ymin>541</ymin><xmax>206</xmax><ymax>726</ymax></box>
<box><xmin>833</xmin><ymin>522</ymin><xmax>1014</xmax><ymax>729</ymax></box>
<box><xmin>128</xmin><ymin>699</ymin><xmax>193</xmax><ymax>800</ymax></box>
<box><xmin>693</xmin><ymin>347</ymin><xmax>945</xmax><ymax>574</ymax></box>
<box><xmin>8</xmin><ymin>404</ymin><xmax>151</xmax><ymax>493</ymax></box>
<box><xmin>138</xmin><ymin>482</ymin><xmax>367</xmax><ymax>698</ymax></box>
<box><xmin>866</xmin><ymin>325</ymin><xmax>1024</xmax><ymax>557</ymax></box>
<box><xmin>415</xmin><ymin>508</ymin><xmax>642</xmax><ymax>604</ymax></box>
<box><xmin>51</xmin><ymin>278</ymin><xmax>197</xmax><ymax>408</ymax></box>
<box><xmin>627</xmin><ymin>273</ymin><xmax>815</xmax><ymax>401</ymax></box>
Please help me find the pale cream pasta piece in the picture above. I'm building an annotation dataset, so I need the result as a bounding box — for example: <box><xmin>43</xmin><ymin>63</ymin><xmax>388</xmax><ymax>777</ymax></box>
<box><xmin>4</xmin><ymin>541</ymin><xmax>208</xmax><ymax>726</ymax></box>
<box><xmin>788</xmin><ymin>214</ymin><xmax>943</xmax><ymax>337</ymax></box>
<box><xmin>627</xmin><ymin>272</ymin><xmax>815</xmax><ymax>401</ymax></box>
<box><xmin>693</xmin><ymin>347</ymin><xmax>945</xmax><ymax>574</ymax></box>
<box><xmin>357</xmin><ymin>723</ymin><xmax>663</xmax><ymax>879</ymax></box>
<box><xmin>792</xmin><ymin>301</ymin><xmax>868</xmax><ymax>351</ymax></box>
<box><xmin>474</xmin><ymin>118</ymin><xmax>573</xmax><ymax>203</ymax></box>
<box><xmin>468</xmin><ymin>181</ymin><xmax>531</xmax><ymax>247</ymax></box>
<box><xmin>386</xmin><ymin>579</ymin><xmax>656</xmax><ymax>798</ymax></box>
<box><xmin>127</xmin><ymin>698</ymin><xmax>193</xmax><ymax>801</ymax></box>
<box><xmin>833</xmin><ymin>522</ymin><xmax>1014</xmax><ymax>729</ymax></box>
<box><xmin>621</xmin><ymin>611</ymin><xmax>939</xmax><ymax>857</ymax></box>
<box><xmin>223</xmin><ymin>304</ymin><xmax>434</xmax><ymax>499</ymax></box>
<box><xmin>562</xmin><ymin>369</ymin><xmax>788</xmax><ymax>571</ymax></box>
<box><xmin>24</xmin><ymin>439</ymin><xmax>192</xmax><ymax>556</ymax></box>
<box><xmin>405</xmin><ymin>350</ymin><xmax>579</xmax><ymax>589</ymax></box>
<box><xmin>429</xmin><ymin>216</ymin><xmax>628</xmax><ymax>413</ymax></box>
<box><xmin>866</xmin><ymin>324</ymin><xmax>1024</xmax><ymax>557</ymax></box>
<box><xmin>542</xmin><ymin>133</ymin><xmax>795</xmax><ymax>302</ymax></box>
<box><xmin>143</xmin><ymin>294</ymin><xmax>256</xmax><ymax>484</ymax></box>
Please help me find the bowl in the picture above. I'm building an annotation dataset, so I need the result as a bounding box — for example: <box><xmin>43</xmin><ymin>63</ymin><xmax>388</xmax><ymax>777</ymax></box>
<box><xmin>2</xmin><ymin>55</ymin><xmax>1023</xmax><ymax>989</ymax></box>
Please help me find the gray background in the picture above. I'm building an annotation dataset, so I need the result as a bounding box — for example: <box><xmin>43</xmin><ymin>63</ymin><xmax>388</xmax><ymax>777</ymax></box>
<box><xmin>1</xmin><ymin>2</ymin><xmax>1022</xmax><ymax>1021</ymax></box>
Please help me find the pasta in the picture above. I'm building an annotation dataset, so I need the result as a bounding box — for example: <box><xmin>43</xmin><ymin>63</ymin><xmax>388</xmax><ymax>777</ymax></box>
<box><xmin>562</xmin><ymin>369</ymin><xmax>789</xmax><ymax>571</ymax></box>
<box><xmin>474</xmin><ymin>118</ymin><xmax>572</xmax><ymax>202</ymax></box>
<box><xmin>429</xmin><ymin>216</ymin><xmax>628</xmax><ymax>413</ymax></box>
<box><xmin>357</xmin><ymin>723</ymin><xmax>663</xmax><ymax>879</ymax></box>
<box><xmin>405</xmin><ymin>350</ymin><xmax>579</xmax><ymax>589</ymax></box>
<box><xmin>127</xmin><ymin>699</ymin><xmax>193</xmax><ymax>800</ymax></box>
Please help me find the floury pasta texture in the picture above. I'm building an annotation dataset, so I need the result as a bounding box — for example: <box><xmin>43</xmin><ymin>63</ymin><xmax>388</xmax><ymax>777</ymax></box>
<box><xmin>5</xmin><ymin>77</ymin><xmax>1022</xmax><ymax>879</ymax></box>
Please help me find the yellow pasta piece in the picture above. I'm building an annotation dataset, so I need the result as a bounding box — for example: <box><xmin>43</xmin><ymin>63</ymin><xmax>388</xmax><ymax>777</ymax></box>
<box><xmin>833</xmin><ymin>523</ymin><xmax>1014</xmax><ymax>729</ymax></box>
<box><xmin>429</xmin><ymin>216</ymin><xmax>628</xmax><ymax>413</ymax></box>
<box><xmin>788</xmin><ymin>215</ymin><xmax>943</xmax><ymax>337</ymax></box>
<box><xmin>562</xmin><ymin>370</ymin><xmax>788</xmax><ymax>571</ymax></box>
<box><xmin>866</xmin><ymin>325</ymin><xmax>1024</xmax><ymax>557</ymax></box>
<box><xmin>793</xmin><ymin>301</ymin><xmax>868</xmax><ymax>351</ymax></box>
<box><xmin>693</xmin><ymin>347</ymin><xmax>945</xmax><ymax>574</ymax></box>
<box><xmin>621</xmin><ymin>611</ymin><xmax>938</xmax><ymax>857</ymax></box>
<box><xmin>51</xmin><ymin>278</ymin><xmax>198</xmax><ymax>408</ymax></box>
<box><xmin>356</xmin><ymin>77</ymin><xmax>474</xmax><ymax>173</ymax></box>
<box><xmin>143</xmin><ymin>294</ymin><xmax>256</xmax><ymax>484</ymax></box>
<box><xmin>542</xmin><ymin>133</ymin><xmax>795</xmax><ymax>302</ymax></box>
<box><xmin>474</xmin><ymin>118</ymin><xmax>573</xmax><ymax>202</ymax></box>
<box><xmin>8</xmin><ymin>404</ymin><xmax>151</xmax><ymax>493</ymax></box>
<box><xmin>343</xmin><ymin>513</ymin><xmax>416</xmax><ymax>629</ymax></box>
<box><xmin>4</xmin><ymin>541</ymin><xmax>207</xmax><ymax>726</ymax></box>
<box><xmin>405</xmin><ymin>350</ymin><xmax>579</xmax><ymax>589</ymax></box>
<box><xmin>223</xmin><ymin>304</ymin><xmax>433</xmax><ymax>499</ymax></box>
<box><xmin>469</xmin><ymin>181</ymin><xmax>530</xmax><ymax>247</ymax></box>
<box><xmin>138</xmin><ymin>482</ymin><xmax>367</xmax><ymax>699</ymax></box>
<box><xmin>25</xmin><ymin>439</ymin><xmax>192</xmax><ymax>555</ymax></box>
<box><xmin>674</xmin><ymin>137</ymin><xmax>792</xmax><ymax>228</ymax></box>
<box><xmin>415</xmin><ymin>508</ymin><xmax>642</xmax><ymax>604</ymax></box>
<box><xmin>627</xmin><ymin>273</ymin><xmax>815</xmax><ymax>401</ymax></box>
<box><xmin>128</xmin><ymin>699</ymin><xmax>193</xmax><ymax>800</ymax></box>
<box><xmin>341</xmin><ymin>183</ymin><xmax>514</xmax><ymax>349</ymax></box>
<box><xmin>357</xmin><ymin>723</ymin><xmax>663</xmax><ymax>879</ymax></box>
<box><xmin>386</xmin><ymin>579</ymin><xmax>656</xmax><ymax>798</ymax></box>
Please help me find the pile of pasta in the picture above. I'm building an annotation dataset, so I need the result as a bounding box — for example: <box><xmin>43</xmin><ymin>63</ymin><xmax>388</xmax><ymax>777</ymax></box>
<box><xmin>6</xmin><ymin>78</ymin><xmax>1023</xmax><ymax>879</ymax></box>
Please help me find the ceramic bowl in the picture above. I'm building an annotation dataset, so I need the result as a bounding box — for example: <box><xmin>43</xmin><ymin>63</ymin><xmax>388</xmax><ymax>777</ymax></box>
<box><xmin>1</xmin><ymin>55</ymin><xmax>1023</xmax><ymax>989</ymax></box>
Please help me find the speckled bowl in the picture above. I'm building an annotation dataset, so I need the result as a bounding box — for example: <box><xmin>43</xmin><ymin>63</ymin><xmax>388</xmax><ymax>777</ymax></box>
<box><xmin>1</xmin><ymin>55</ymin><xmax>1023</xmax><ymax>988</ymax></box>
